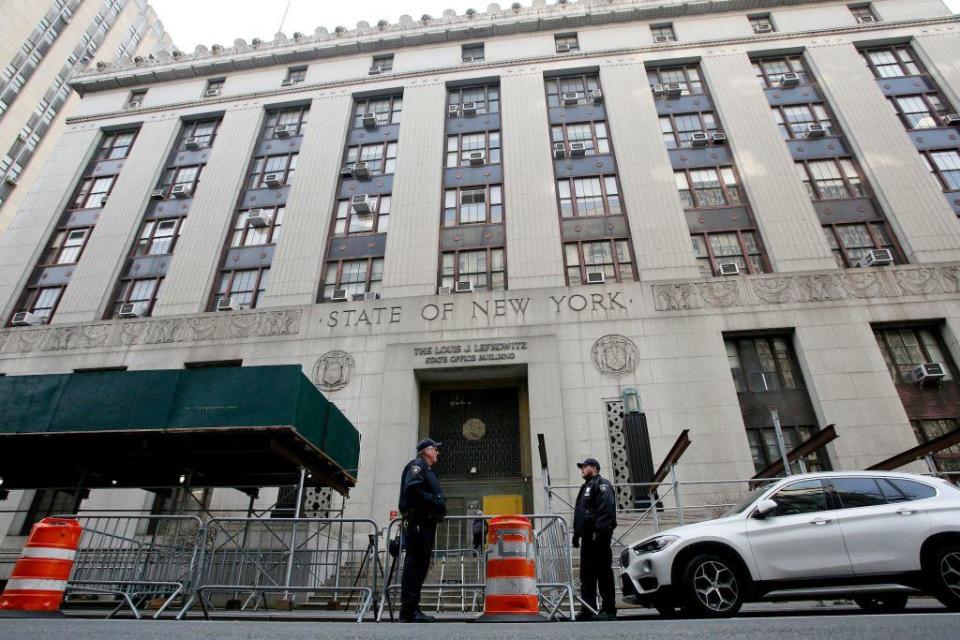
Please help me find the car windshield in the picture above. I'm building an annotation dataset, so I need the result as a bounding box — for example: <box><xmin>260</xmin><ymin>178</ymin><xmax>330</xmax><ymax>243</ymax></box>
<box><xmin>723</xmin><ymin>485</ymin><xmax>772</xmax><ymax>516</ymax></box>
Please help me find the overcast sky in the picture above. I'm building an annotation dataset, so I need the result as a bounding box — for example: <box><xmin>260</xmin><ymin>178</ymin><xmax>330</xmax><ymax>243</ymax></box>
<box><xmin>151</xmin><ymin>0</ymin><xmax>960</xmax><ymax>51</ymax></box>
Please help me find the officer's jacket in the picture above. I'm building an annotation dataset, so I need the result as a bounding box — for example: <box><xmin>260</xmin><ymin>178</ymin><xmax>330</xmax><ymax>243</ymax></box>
<box><xmin>573</xmin><ymin>473</ymin><xmax>617</xmax><ymax>537</ymax></box>
<box><xmin>398</xmin><ymin>456</ymin><xmax>446</xmax><ymax>523</ymax></box>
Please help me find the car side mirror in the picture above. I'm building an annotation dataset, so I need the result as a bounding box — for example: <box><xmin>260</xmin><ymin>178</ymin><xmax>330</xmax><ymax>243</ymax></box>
<box><xmin>752</xmin><ymin>499</ymin><xmax>778</xmax><ymax>519</ymax></box>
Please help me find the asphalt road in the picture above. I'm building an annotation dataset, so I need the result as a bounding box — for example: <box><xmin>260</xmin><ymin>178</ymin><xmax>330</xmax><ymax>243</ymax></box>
<box><xmin>1</xmin><ymin>610</ymin><xmax>958</xmax><ymax>640</ymax></box>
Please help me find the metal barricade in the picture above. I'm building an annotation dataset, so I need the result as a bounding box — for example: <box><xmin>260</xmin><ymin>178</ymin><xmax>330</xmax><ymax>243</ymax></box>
<box><xmin>58</xmin><ymin>514</ymin><xmax>204</xmax><ymax>619</ymax></box>
<box><xmin>377</xmin><ymin>514</ymin><xmax>575</xmax><ymax>621</ymax></box>
<box><xmin>178</xmin><ymin>517</ymin><xmax>379</xmax><ymax>622</ymax></box>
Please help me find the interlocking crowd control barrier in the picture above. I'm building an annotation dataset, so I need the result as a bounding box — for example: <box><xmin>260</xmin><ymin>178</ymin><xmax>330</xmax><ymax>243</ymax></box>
<box><xmin>0</xmin><ymin>517</ymin><xmax>82</xmax><ymax>615</ymax></box>
<box><xmin>476</xmin><ymin>515</ymin><xmax>545</xmax><ymax>622</ymax></box>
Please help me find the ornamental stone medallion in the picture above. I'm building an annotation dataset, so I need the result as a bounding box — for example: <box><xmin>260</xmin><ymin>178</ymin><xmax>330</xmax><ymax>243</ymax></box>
<box><xmin>591</xmin><ymin>334</ymin><xmax>639</xmax><ymax>378</ymax></box>
<box><xmin>462</xmin><ymin>418</ymin><xmax>487</xmax><ymax>441</ymax></box>
<box><xmin>312</xmin><ymin>350</ymin><xmax>355</xmax><ymax>391</ymax></box>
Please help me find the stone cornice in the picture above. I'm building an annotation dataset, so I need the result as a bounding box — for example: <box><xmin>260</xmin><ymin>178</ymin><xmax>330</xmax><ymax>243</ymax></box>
<box><xmin>64</xmin><ymin>13</ymin><xmax>960</xmax><ymax>125</ymax></box>
<box><xmin>69</xmin><ymin>0</ymin><xmax>847</xmax><ymax>94</ymax></box>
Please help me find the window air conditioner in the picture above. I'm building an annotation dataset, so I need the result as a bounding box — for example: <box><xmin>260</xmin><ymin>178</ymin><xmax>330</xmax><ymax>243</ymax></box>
<box><xmin>652</xmin><ymin>83</ymin><xmax>666</xmax><ymax>97</ymax></box>
<box><xmin>246</xmin><ymin>209</ymin><xmax>273</xmax><ymax>227</ymax></box>
<box><xmin>351</xmin><ymin>293</ymin><xmax>367</xmax><ymax>302</ymax></box>
<box><xmin>718</xmin><ymin>262</ymin><xmax>740</xmax><ymax>276</ymax></box>
<box><xmin>127</xmin><ymin>100</ymin><xmax>141</xmax><ymax>108</ymax></box>
<box><xmin>805</xmin><ymin>123</ymin><xmax>827</xmax><ymax>138</ymax></box>
<box><xmin>857</xmin><ymin>15</ymin><xmax>876</xmax><ymax>24</ymax></box>
<box><xmin>368</xmin><ymin>65</ymin><xmax>383</xmax><ymax>75</ymax></box>
<box><xmin>711</xmin><ymin>132</ymin><xmax>727</xmax><ymax>145</ymax></box>
<box><xmin>12</xmin><ymin>311</ymin><xmax>42</xmax><ymax>326</ymax></box>
<box><xmin>263</xmin><ymin>172</ymin><xmax>283</xmax><ymax>187</ymax></box>
<box><xmin>118</xmin><ymin>302</ymin><xmax>145</xmax><ymax>318</ymax></box>
<box><xmin>665</xmin><ymin>83</ymin><xmax>683</xmax><ymax>97</ymax></box>
<box><xmin>351</xmin><ymin>194</ymin><xmax>373</xmax><ymax>213</ymax></box>
<box><xmin>454</xmin><ymin>281</ymin><xmax>474</xmax><ymax>293</ymax></box>
<box><xmin>754</xmin><ymin>24</ymin><xmax>773</xmax><ymax>34</ymax></box>
<box><xmin>274</xmin><ymin>124</ymin><xmax>294</xmax><ymax>137</ymax></box>
<box><xmin>908</xmin><ymin>363</ymin><xmax>946</xmax><ymax>385</ymax></box>
<box><xmin>556</xmin><ymin>43</ymin><xmax>571</xmax><ymax>53</ymax></box>
<box><xmin>654</xmin><ymin>36</ymin><xmax>671</xmax><ymax>43</ymax></box>
<box><xmin>99</xmin><ymin>194</ymin><xmax>109</xmax><ymax>206</ymax></box>
<box><xmin>352</xmin><ymin>162</ymin><xmax>371</xmax><ymax>178</ymax></box>
<box><xmin>281</xmin><ymin>78</ymin><xmax>294</xmax><ymax>87</ymax></box>
<box><xmin>690</xmin><ymin>132</ymin><xmax>710</xmax><ymax>147</ymax></box>
<box><xmin>553</xmin><ymin>142</ymin><xmax>567</xmax><ymax>159</ymax></box>
<box><xmin>468</xmin><ymin>150</ymin><xmax>486</xmax><ymax>165</ymax></box>
<box><xmin>942</xmin><ymin>113</ymin><xmax>960</xmax><ymax>126</ymax></box>
<box><xmin>586</xmin><ymin>271</ymin><xmax>606</xmax><ymax>284</ymax></box>
<box><xmin>340</xmin><ymin>167</ymin><xmax>354</xmax><ymax>179</ymax></box>
<box><xmin>448</xmin><ymin>104</ymin><xmax>460</xmax><ymax>117</ymax></box>
<box><xmin>361</xmin><ymin>112</ymin><xmax>378</xmax><ymax>128</ymax></box>
<box><xmin>150</xmin><ymin>188</ymin><xmax>165</xmax><ymax>199</ymax></box>
<box><xmin>859</xmin><ymin>248</ymin><xmax>894</xmax><ymax>267</ymax></box>
<box><xmin>778</xmin><ymin>72</ymin><xmax>801</xmax><ymax>88</ymax></box>
<box><xmin>561</xmin><ymin>91</ymin><xmax>580</xmax><ymax>106</ymax></box>
<box><xmin>461</xmin><ymin>56</ymin><xmax>475</xmax><ymax>63</ymax></box>
<box><xmin>4</xmin><ymin>175</ymin><xmax>19</xmax><ymax>186</ymax></box>
<box><xmin>184</xmin><ymin>136</ymin><xmax>204</xmax><ymax>150</ymax></box>
<box><xmin>171</xmin><ymin>184</ymin><xmax>192</xmax><ymax>198</ymax></box>
<box><xmin>568</xmin><ymin>142</ymin><xmax>587</xmax><ymax>157</ymax></box>
<box><xmin>461</xmin><ymin>102</ymin><xmax>478</xmax><ymax>116</ymax></box>
<box><xmin>204</xmin><ymin>88</ymin><xmax>220</xmax><ymax>97</ymax></box>
<box><xmin>438</xmin><ymin>286</ymin><xmax>453</xmax><ymax>295</ymax></box>
<box><xmin>330</xmin><ymin>289</ymin><xmax>349</xmax><ymax>302</ymax></box>
<box><xmin>363</xmin><ymin>291</ymin><xmax>380</xmax><ymax>300</ymax></box>
<box><xmin>217</xmin><ymin>297</ymin><xmax>241</xmax><ymax>312</ymax></box>
<box><xmin>589</xmin><ymin>89</ymin><xmax>603</xmax><ymax>103</ymax></box>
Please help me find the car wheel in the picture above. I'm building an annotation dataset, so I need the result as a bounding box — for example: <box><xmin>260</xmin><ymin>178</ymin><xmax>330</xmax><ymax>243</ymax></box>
<box><xmin>680</xmin><ymin>553</ymin><xmax>744</xmax><ymax>618</ymax></box>
<box><xmin>928</xmin><ymin>545</ymin><xmax>960</xmax><ymax>611</ymax></box>
<box><xmin>853</xmin><ymin>594</ymin><xmax>909</xmax><ymax>613</ymax></box>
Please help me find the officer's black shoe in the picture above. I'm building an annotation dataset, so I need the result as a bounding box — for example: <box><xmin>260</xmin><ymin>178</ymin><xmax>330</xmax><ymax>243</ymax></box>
<box><xmin>399</xmin><ymin>610</ymin><xmax>435</xmax><ymax>623</ymax></box>
<box><xmin>595</xmin><ymin>611</ymin><xmax>617</xmax><ymax>621</ymax></box>
<box><xmin>574</xmin><ymin>610</ymin><xmax>595</xmax><ymax>622</ymax></box>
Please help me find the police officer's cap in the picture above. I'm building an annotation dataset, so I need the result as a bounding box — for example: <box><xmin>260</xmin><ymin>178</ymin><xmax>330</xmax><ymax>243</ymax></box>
<box><xmin>416</xmin><ymin>438</ymin><xmax>442</xmax><ymax>452</ymax></box>
<box><xmin>576</xmin><ymin>457</ymin><xmax>601</xmax><ymax>471</ymax></box>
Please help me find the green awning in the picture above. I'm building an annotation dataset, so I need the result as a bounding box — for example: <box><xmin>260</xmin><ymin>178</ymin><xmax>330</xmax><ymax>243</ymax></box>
<box><xmin>0</xmin><ymin>365</ymin><xmax>360</xmax><ymax>494</ymax></box>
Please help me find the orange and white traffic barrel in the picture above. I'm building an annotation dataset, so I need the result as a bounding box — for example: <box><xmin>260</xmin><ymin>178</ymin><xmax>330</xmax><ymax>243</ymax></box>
<box><xmin>475</xmin><ymin>515</ymin><xmax>544</xmax><ymax>622</ymax></box>
<box><xmin>0</xmin><ymin>517</ymin><xmax>82</xmax><ymax>616</ymax></box>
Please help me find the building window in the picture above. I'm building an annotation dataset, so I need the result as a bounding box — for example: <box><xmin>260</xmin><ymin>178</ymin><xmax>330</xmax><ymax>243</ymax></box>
<box><xmin>231</xmin><ymin>206</ymin><xmax>285</xmax><ymax>247</ymax></box>
<box><xmin>96</xmin><ymin>130</ymin><xmax>137</xmax><ymax>160</ymax></box>
<box><xmin>443</xmin><ymin>185</ymin><xmax>503</xmax><ymax>226</ymax></box>
<box><xmin>16</xmin><ymin>286</ymin><xmax>64</xmax><ymax>323</ymax></box>
<box><xmin>44</xmin><ymin>228</ymin><xmax>90</xmax><ymax>265</ymax></box>
<box><xmin>126</xmin><ymin>89</ymin><xmax>145</xmax><ymax>108</ymax></box>
<box><xmin>646</xmin><ymin>65</ymin><xmax>703</xmax><ymax>95</ymax></box>
<box><xmin>555</xmin><ymin>33</ymin><xmax>579</xmax><ymax>52</ymax></box>
<box><xmin>133</xmin><ymin>218</ymin><xmax>184</xmax><ymax>256</ymax></box>
<box><xmin>923</xmin><ymin>149</ymin><xmax>960</xmax><ymax>192</ymax></box>
<box><xmin>321</xmin><ymin>258</ymin><xmax>383</xmax><ymax>301</ymax></box>
<box><xmin>889</xmin><ymin>94</ymin><xmax>950</xmax><ymax>130</ymax></box>
<box><xmin>795</xmin><ymin>158</ymin><xmax>866</xmax><ymax>200</ymax></box>
<box><xmin>753</xmin><ymin>56</ymin><xmax>808</xmax><ymax>88</ymax></box>
<box><xmin>659</xmin><ymin>112</ymin><xmax>718</xmax><ymax>149</ymax></box>
<box><xmin>747</xmin><ymin>424</ymin><xmax>828</xmax><ymax>473</ymax></box>
<box><xmin>849</xmin><ymin>3</ymin><xmax>879</xmax><ymax>24</ymax></box>
<box><xmin>371</xmin><ymin>54</ymin><xmax>394</xmax><ymax>73</ymax></box>
<box><xmin>564</xmin><ymin>239</ymin><xmax>636</xmax><ymax>285</ymax></box>
<box><xmin>441</xmin><ymin>249</ymin><xmax>505</xmax><ymax>291</ymax></box>
<box><xmin>824</xmin><ymin>222</ymin><xmax>898</xmax><ymax>268</ymax></box>
<box><xmin>691</xmin><ymin>231</ymin><xmax>766</xmax><ymax>276</ymax></box>
<box><xmin>674</xmin><ymin>167</ymin><xmax>742</xmax><ymax>208</ymax></box>
<box><xmin>333</xmin><ymin>195</ymin><xmax>390</xmax><ymax>236</ymax></box>
<box><xmin>213</xmin><ymin>267</ymin><xmax>269</xmax><ymax>309</ymax></box>
<box><xmin>447</xmin><ymin>84</ymin><xmax>499</xmax><ymax>115</ymax></box>
<box><xmin>557</xmin><ymin>176</ymin><xmax>621</xmax><ymax>218</ymax></box>
<box><xmin>545</xmin><ymin>73</ymin><xmax>600</xmax><ymax>107</ymax></box>
<box><xmin>284</xmin><ymin>66</ymin><xmax>306</xmax><ymax>85</ymax></box>
<box><xmin>180</xmin><ymin>119</ymin><xmax>220</xmax><ymax>148</ymax></box>
<box><xmin>551</xmin><ymin>121</ymin><xmax>610</xmax><ymax>155</ymax></box>
<box><xmin>749</xmin><ymin>14</ymin><xmax>776</xmax><ymax>33</ymax></box>
<box><xmin>461</xmin><ymin>43</ymin><xmax>484</xmax><ymax>63</ymax></box>
<box><xmin>265</xmin><ymin>106</ymin><xmax>309</xmax><ymax>139</ymax></box>
<box><xmin>161</xmin><ymin>164</ymin><xmax>203</xmax><ymax>194</ymax></box>
<box><xmin>874</xmin><ymin>326</ymin><xmax>954</xmax><ymax>384</ymax></box>
<box><xmin>771</xmin><ymin>104</ymin><xmax>835</xmax><ymax>139</ymax></box>
<box><xmin>862</xmin><ymin>46</ymin><xmax>920</xmax><ymax>78</ymax></box>
<box><xmin>651</xmin><ymin>23</ymin><xmax>676</xmax><ymax>43</ymax></box>
<box><xmin>248</xmin><ymin>153</ymin><xmax>298</xmax><ymax>188</ymax></box>
<box><xmin>344</xmin><ymin>142</ymin><xmax>398</xmax><ymax>175</ymax></box>
<box><xmin>912</xmin><ymin>419</ymin><xmax>960</xmax><ymax>472</ymax></box>
<box><xmin>111</xmin><ymin>277</ymin><xmax>163</xmax><ymax>317</ymax></box>
<box><xmin>446</xmin><ymin>131</ymin><xmax>501</xmax><ymax>168</ymax></box>
<box><xmin>71</xmin><ymin>176</ymin><xmax>114</xmax><ymax>209</ymax></box>
<box><xmin>203</xmin><ymin>78</ymin><xmax>224</xmax><ymax>97</ymax></box>
<box><xmin>352</xmin><ymin>95</ymin><xmax>402</xmax><ymax>128</ymax></box>
<box><xmin>19</xmin><ymin>490</ymin><xmax>77</xmax><ymax>535</ymax></box>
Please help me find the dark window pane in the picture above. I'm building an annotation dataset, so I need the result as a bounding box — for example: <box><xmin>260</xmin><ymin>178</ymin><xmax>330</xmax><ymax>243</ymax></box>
<box><xmin>878</xmin><ymin>478</ymin><xmax>910</xmax><ymax>504</ymax></box>
<box><xmin>887</xmin><ymin>479</ymin><xmax>937</xmax><ymax>501</ymax></box>
<box><xmin>772</xmin><ymin>479</ymin><xmax>828</xmax><ymax>516</ymax></box>
<box><xmin>831</xmin><ymin>477</ymin><xmax>887</xmax><ymax>508</ymax></box>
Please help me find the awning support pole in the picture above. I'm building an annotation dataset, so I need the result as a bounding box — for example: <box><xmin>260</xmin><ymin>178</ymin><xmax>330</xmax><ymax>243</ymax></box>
<box><xmin>70</xmin><ymin>470</ymin><xmax>87</xmax><ymax>514</ymax></box>
<box><xmin>283</xmin><ymin>467</ymin><xmax>306</xmax><ymax>601</ymax></box>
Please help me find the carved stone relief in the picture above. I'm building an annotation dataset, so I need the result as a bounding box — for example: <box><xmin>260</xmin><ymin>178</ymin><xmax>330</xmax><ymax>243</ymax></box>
<box><xmin>591</xmin><ymin>334</ymin><xmax>640</xmax><ymax>378</ymax></box>
<box><xmin>312</xmin><ymin>350</ymin><xmax>356</xmax><ymax>392</ymax></box>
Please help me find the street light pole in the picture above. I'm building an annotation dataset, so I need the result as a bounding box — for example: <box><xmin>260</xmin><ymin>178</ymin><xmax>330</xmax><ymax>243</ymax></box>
<box><xmin>770</xmin><ymin>408</ymin><xmax>791</xmax><ymax>477</ymax></box>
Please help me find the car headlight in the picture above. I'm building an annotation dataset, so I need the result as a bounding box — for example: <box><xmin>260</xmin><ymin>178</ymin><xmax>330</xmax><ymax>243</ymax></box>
<box><xmin>631</xmin><ymin>535</ymin><xmax>679</xmax><ymax>555</ymax></box>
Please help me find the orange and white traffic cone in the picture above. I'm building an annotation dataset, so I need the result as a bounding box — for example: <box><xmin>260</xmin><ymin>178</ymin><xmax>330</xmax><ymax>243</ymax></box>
<box><xmin>0</xmin><ymin>517</ymin><xmax>82</xmax><ymax>616</ymax></box>
<box><xmin>475</xmin><ymin>515</ymin><xmax>545</xmax><ymax>622</ymax></box>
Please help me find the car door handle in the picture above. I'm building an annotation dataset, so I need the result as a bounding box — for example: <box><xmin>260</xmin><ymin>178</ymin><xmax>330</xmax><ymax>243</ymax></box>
<box><xmin>809</xmin><ymin>518</ymin><xmax>831</xmax><ymax>526</ymax></box>
<box><xmin>896</xmin><ymin>509</ymin><xmax>916</xmax><ymax>516</ymax></box>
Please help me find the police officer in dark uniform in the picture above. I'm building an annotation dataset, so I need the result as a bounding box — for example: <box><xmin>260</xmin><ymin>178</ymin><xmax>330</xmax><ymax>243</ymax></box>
<box><xmin>397</xmin><ymin>438</ymin><xmax>446</xmax><ymax>622</ymax></box>
<box><xmin>572</xmin><ymin>457</ymin><xmax>617</xmax><ymax>621</ymax></box>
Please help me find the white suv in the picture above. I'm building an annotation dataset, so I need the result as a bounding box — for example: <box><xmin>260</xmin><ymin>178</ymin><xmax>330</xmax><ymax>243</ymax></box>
<box><xmin>619</xmin><ymin>471</ymin><xmax>960</xmax><ymax>617</ymax></box>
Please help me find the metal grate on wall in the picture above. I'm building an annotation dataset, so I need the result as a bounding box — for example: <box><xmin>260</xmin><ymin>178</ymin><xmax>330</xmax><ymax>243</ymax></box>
<box><xmin>604</xmin><ymin>399</ymin><xmax>633</xmax><ymax>511</ymax></box>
